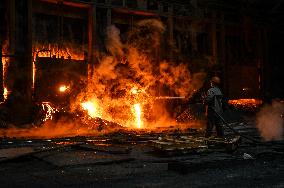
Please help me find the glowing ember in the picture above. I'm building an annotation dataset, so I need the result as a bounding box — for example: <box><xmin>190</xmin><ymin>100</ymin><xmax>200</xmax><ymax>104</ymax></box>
<box><xmin>41</xmin><ymin>102</ymin><xmax>58</xmax><ymax>122</ymax></box>
<box><xmin>1</xmin><ymin>57</ymin><xmax>8</xmax><ymax>84</ymax></box>
<box><xmin>59</xmin><ymin>85</ymin><xmax>69</xmax><ymax>93</ymax></box>
<box><xmin>32</xmin><ymin>44</ymin><xmax>85</xmax><ymax>93</ymax></box>
<box><xmin>81</xmin><ymin>100</ymin><xmax>101</xmax><ymax>118</ymax></box>
<box><xmin>2</xmin><ymin>41</ymin><xmax>9</xmax><ymax>101</ymax></box>
<box><xmin>156</xmin><ymin>96</ymin><xmax>185</xmax><ymax>99</ymax></box>
<box><xmin>3</xmin><ymin>87</ymin><xmax>8</xmax><ymax>100</ymax></box>
<box><xmin>131</xmin><ymin>87</ymin><xmax>139</xmax><ymax>94</ymax></box>
<box><xmin>134</xmin><ymin>103</ymin><xmax>143</xmax><ymax>129</ymax></box>
<box><xmin>33</xmin><ymin>45</ymin><xmax>84</xmax><ymax>61</ymax></box>
<box><xmin>228</xmin><ymin>98</ymin><xmax>263</xmax><ymax>111</ymax></box>
<box><xmin>32</xmin><ymin>61</ymin><xmax>36</xmax><ymax>90</ymax></box>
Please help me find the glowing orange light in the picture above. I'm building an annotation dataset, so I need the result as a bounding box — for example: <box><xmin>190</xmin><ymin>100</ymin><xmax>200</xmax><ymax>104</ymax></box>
<box><xmin>3</xmin><ymin>87</ymin><xmax>8</xmax><ymax>100</ymax></box>
<box><xmin>59</xmin><ymin>85</ymin><xmax>69</xmax><ymax>92</ymax></box>
<box><xmin>2</xmin><ymin>42</ymin><xmax>9</xmax><ymax>101</ymax></box>
<box><xmin>228</xmin><ymin>98</ymin><xmax>263</xmax><ymax>110</ymax></box>
<box><xmin>41</xmin><ymin>102</ymin><xmax>58</xmax><ymax>122</ymax></box>
<box><xmin>81</xmin><ymin>100</ymin><xmax>101</xmax><ymax>118</ymax></box>
<box><xmin>228</xmin><ymin>98</ymin><xmax>262</xmax><ymax>106</ymax></box>
<box><xmin>131</xmin><ymin>87</ymin><xmax>139</xmax><ymax>94</ymax></box>
<box><xmin>33</xmin><ymin>45</ymin><xmax>84</xmax><ymax>61</ymax></box>
<box><xmin>130</xmin><ymin>87</ymin><xmax>146</xmax><ymax>95</ymax></box>
<box><xmin>32</xmin><ymin>61</ymin><xmax>36</xmax><ymax>90</ymax></box>
<box><xmin>134</xmin><ymin>103</ymin><xmax>142</xmax><ymax>129</ymax></box>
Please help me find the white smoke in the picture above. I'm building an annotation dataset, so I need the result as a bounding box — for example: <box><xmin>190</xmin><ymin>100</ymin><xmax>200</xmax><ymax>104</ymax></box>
<box><xmin>256</xmin><ymin>100</ymin><xmax>284</xmax><ymax>141</ymax></box>
<box><xmin>105</xmin><ymin>25</ymin><xmax>124</xmax><ymax>57</ymax></box>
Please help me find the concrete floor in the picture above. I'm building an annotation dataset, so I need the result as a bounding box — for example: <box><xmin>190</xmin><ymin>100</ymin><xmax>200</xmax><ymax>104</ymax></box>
<box><xmin>0</xmin><ymin>118</ymin><xmax>284</xmax><ymax>188</ymax></box>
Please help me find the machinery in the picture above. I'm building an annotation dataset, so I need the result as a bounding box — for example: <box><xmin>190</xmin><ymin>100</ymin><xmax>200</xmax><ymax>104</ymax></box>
<box><xmin>34</xmin><ymin>54</ymin><xmax>87</xmax><ymax>108</ymax></box>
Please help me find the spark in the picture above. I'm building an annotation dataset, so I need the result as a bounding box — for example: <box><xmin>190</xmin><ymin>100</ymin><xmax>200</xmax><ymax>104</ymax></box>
<box><xmin>134</xmin><ymin>103</ymin><xmax>142</xmax><ymax>129</ymax></box>
<box><xmin>3</xmin><ymin>87</ymin><xmax>8</xmax><ymax>101</ymax></box>
<box><xmin>33</xmin><ymin>45</ymin><xmax>84</xmax><ymax>61</ymax></box>
<box><xmin>41</xmin><ymin>102</ymin><xmax>58</xmax><ymax>122</ymax></box>
<box><xmin>59</xmin><ymin>85</ymin><xmax>69</xmax><ymax>93</ymax></box>
<box><xmin>156</xmin><ymin>96</ymin><xmax>185</xmax><ymax>99</ymax></box>
<box><xmin>32</xmin><ymin>61</ymin><xmax>36</xmax><ymax>90</ymax></box>
<box><xmin>81</xmin><ymin>100</ymin><xmax>101</xmax><ymax>118</ymax></box>
<box><xmin>228</xmin><ymin>98</ymin><xmax>262</xmax><ymax>110</ymax></box>
<box><xmin>2</xmin><ymin>42</ymin><xmax>9</xmax><ymax>101</ymax></box>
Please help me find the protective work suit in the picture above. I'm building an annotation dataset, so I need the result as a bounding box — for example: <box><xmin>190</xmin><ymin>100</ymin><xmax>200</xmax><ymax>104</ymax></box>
<box><xmin>203</xmin><ymin>77</ymin><xmax>224</xmax><ymax>138</ymax></box>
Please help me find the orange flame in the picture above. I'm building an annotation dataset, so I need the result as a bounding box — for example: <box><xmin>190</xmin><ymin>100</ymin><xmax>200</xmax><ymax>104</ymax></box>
<box><xmin>32</xmin><ymin>44</ymin><xmax>85</xmax><ymax>94</ymax></box>
<box><xmin>133</xmin><ymin>103</ymin><xmax>143</xmax><ymax>129</ymax></box>
<box><xmin>228</xmin><ymin>98</ymin><xmax>262</xmax><ymax>106</ymax></box>
<box><xmin>3</xmin><ymin>87</ymin><xmax>8</xmax><ymax>100</ymax></box>
<box><xmin>32</xmin><ymin>61</ymin><xmax>36</xmax><ymax>90</ymax></box>
<box><xmin>59</xmin><ymin>85</ymin><xmax>69</xmax><ymax>93</ymax></box>
<box><xmin>2</xmin><ymin>41</ymin><xmax>9</xmax><ymax>101</ymax></box>
<box><xmin>81</xmin><ymin>99</ymin><xmax>102</xmax><ymax>118</ymax></box>
<box><xmin>228</xmin><ymin>98</ymin><xmax>262</xmax><ymax>111</ymax></box>
<box><xmin>33</xmin><ymin>44</ymin><xmax>85</xmax><ymax>61</ymax></box>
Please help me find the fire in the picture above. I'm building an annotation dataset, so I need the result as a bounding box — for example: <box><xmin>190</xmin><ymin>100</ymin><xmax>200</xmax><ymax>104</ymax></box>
<box><xmin>81</xmin><ymin>100</ymin><xmax>101</xmax><ymax>118</ymax></box>
<box><xmin>33</xmin><ymin>44</ymin><xmax>85</xmax><ymax>61</ymax></box>
<box><xmin>134</xmin><ymin>103</ymin><xmax>143</xmax><ymax>129</ymax></box>
<box><xmin>32</xmin><ymin>61</ymin><xmax>36</xmax><ymax>90</ymax></box>
<box><xmin>1</xmin><ymin>56</ymin><xmax>8</xmax><ymax>81</ymax></box>
<box><xmin>59</xmin><ymin>85</ymin><xmax>69</xmax><ymax>93</ymax></box>
<box><xmin>41</xmin><ymin>102</ymin><xmax>58</xmax><ymax>122</ymax></box>
<box><xmin>79</xmin><ymin>95</ymin><xmax>146</xmax><ymax>129</ymax></box>
<box><xmin>131</xmin><ymin>87</ymin><xmax>139</xmax><ymax>94</ymax></box>
<box><xmin>228</xmin><ymin>98</ymin><xmax>263</xmax><ymax>111</ymax></box>
<box><xmin>228</xmin><ymin>98</ymin><xmax>262</xmax><ymax>106</ymax></box>
<box><xmin>3</xmin><ymin>87</ymin><xmax>8</xmax><ymax>100</ymax></box>
<box><xmin>2</xmin><ymin>41</ymin><xmax>9</xmax><ymax>101</ymax></box>
<box><xmin>32</xmin><ymin>44</ymin><xmax>85</xmax><ymax>95</ymax></box>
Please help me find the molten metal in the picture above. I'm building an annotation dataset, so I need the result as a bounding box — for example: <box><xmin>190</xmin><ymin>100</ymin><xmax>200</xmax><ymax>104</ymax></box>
<box><xmin>3</xmin><ymin>87</ymin><xmax>8</xmax><ymax>100</ymax></box>
<box><xmin>32</xmin><ymin>61</ymin><xmax>36</xmax><ymax>90</ymax></box>
<box><xmin>33</xmin><ymin>45</ymin><xmax>84</xmax><ymax>61</ymax></box>
<box><xmin>2</xmin><ymin>42</ymin><xmax>9</xmax><ymax>101</ymax></box>
<box><xmin>81</xmin><ymin>100</ymin><xmax>101</xmax><ymax>118</ymax></box>
<box><xmin>134</xmin><ymin>103</ymin><xmax>142</xmax><ymax>129</ymax></box>
<box><xmin>228</xmin><ymin>98</ymin><xmax>262</xmax><ymax>111</ymax></box>
<box><xmin>41</xmin><ymin>102</ymin><xmax>58</xmax><ymax>122</ymax></box>
<box><xmin>59</xmin><ymin>85</ymin><xmax>69</xmax><ymax>93</ymax></box>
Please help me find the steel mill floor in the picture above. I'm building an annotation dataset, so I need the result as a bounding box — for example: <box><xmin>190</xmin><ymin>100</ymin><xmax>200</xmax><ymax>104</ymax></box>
<box><xmin>0</xmin><ymin>118</ymin><xmax>284</xmax><ymax>188</ymax></box>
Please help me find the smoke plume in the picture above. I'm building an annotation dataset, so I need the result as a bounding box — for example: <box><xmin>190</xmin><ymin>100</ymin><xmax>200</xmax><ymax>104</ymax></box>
<box><xmin>105</xmin><ymin>25</ymin><xmax>124</xmax><ymax>57</ymax></box>
<box><xmin>256</xmin><ymin>100</ymin><xmax>284</xmax><ymax>141</ymax></box>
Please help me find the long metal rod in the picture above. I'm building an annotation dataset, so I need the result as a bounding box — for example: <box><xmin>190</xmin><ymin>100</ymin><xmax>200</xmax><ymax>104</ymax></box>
<box><xmin>211</xmin><ymin>107</ymin><xmax>261</xmax><ymax>143</ymax></box>
<box><xmin>155</xmin><ymin>96</ymin><xmax>185</xmax><ymax>99</ymax></box>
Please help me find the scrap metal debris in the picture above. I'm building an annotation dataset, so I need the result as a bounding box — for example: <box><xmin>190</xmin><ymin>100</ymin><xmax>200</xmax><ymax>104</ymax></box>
<box><xmin>149</xmin><ymin>135</ymin><xmax>241</xmax><ymax>156</ymax></box>
<box><xmin>228</xmin><ymin>99</ymin><xmax>262</xmax><ymax>112</ymax></box>
<box><xmin>243</xmin><ymin>153</ymin><xmax>254</xmax><ymax>160</ymax></box>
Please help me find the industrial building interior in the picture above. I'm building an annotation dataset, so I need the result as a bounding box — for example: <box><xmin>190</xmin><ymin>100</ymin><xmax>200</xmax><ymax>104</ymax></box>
<box><xmin>1</xmin><ymin>0</ymin><xmax>280</xmax><ymax>123</ymax></box>
<box><xmin>0</xmin><ymin>0</ymin><xmax>284</xmax><ymax>187</ymax></box>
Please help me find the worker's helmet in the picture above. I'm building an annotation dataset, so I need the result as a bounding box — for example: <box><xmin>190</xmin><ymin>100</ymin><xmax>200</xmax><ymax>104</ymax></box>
<box><xmin>211</xmin><ymin>76</ymin><xmax>221</xmax><ymax>85</ymax></box>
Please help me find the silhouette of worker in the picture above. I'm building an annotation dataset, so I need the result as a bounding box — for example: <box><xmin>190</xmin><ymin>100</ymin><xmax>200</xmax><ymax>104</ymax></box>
<box><xmin>203</xmin><ymin>76</ymin><xmax>224</xmax><ymax>138</ymax></box>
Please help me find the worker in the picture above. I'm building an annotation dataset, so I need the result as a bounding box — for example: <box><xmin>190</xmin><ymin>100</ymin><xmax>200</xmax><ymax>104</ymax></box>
<box><xmin>203</xmin><ymin>76</ymin><xmax>224</xmax><ymax>138</ymax></box>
